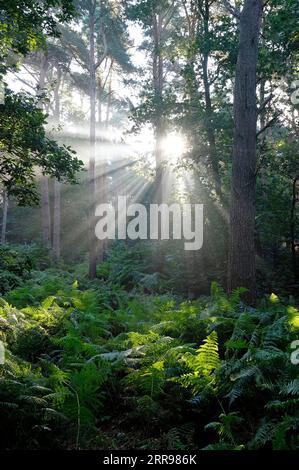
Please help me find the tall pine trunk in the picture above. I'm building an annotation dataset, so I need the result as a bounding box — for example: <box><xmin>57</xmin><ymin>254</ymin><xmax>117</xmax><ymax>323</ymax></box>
<box><xmin>201</xmin><ymin>0</ymin><xmax>221</xmax><ymax>200</ymax></box>
<box><xmin>105</xmin><ymin>67</ymin><xmax>112</xmax><ymax>128</ymax></box>
<box><xmin>97</xmin><ymin>77</ymin><xmax>102</xmax><ymax>125</ymax></box>
<box><xmin>291</xmin><ymin>175</ymin><xmax>299</xmax><ymax>282</ymax></box>
<box><xmin>1</xmin><ymin>190</ymin><xmax>8</xmax><ymax>244</ymax></box>
<box><xmin>53</xmin><ymin>179</ymin><xmax>61</xmax><ymax>258</ymax></box>
<box><xmin>99</xmin><ymin>65</ymin><xmax>112</xmax><ymax>257</ymax></box>
<box><xmin>88</xmin><ymin>0</ymin><xmax>107</xmax><ymax>277</ymax></box>
<box><xmin>153</xmin><ymin>12</ymin><xmax>166</xmax><ymax>204</ymax></box>
<box><xmin>53</xmin><ymin>66</ymin><xmax>62</xmax><ymax>259</ymax></box>
<box><xmin>41</xmin><ymin>176</ymin><xmax>51</xmax><ymax>248</ymax></box>
<box><xmin>228</xmin><ymin>0</ymin><xmax>263</xmax><ymax>305</ymax></box>
<box><xmin>38</xmin><ymin>54</ymin><xmax>51</xmax><ymax>248</ymax></box>
<box><xmin>88</xmin><ymin>2</ymin><xmax>98</xmax><ymax>278</ymax></box>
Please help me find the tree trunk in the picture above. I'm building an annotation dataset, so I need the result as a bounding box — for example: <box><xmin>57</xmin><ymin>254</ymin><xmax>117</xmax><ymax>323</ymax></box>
<box><xmin>201</xmin><ymin>0</ymin><xmax>222</xmax><ymax>199</ymax></box>
<box><xmin>1</xmin><ymin>190</ymin><xmax>8</xmax><ymax>245</ymax></box>
<box><xmin>99</xmin><ymin>66</ymin><xmax>112</xmax><ymax>256</ymax></box>
<box><xmin>105</xmin><ymin>67</ymin><xmax>113</xmax><ymax>128</ymax></box>
<box><xmin>96</xmin><ymin>72</ymin><xmax>107</xmax><ymax>258</ymax></box>
<box><xmin>41</xmin><ymin>176</ymin><xmax>51</xmax><ymax>247</ymax></box>
<box><xmin>53</xmin><ymin>66</ymin><xmax>62</xmax><ymax>259</ymax></box>
<box><xmin>97</xmin><ymin>77</ymin><xmax>102</xmax><ymax>125</ymax></box>
<box><xmin>291</xmin><ymin>175</ymin><xmax>299</xmax><ymax>283</ymax></box>
<box><xmin>153</xmin><ymin>12</ymin><xmax>166</xmax><ymax>204</ymax></box>
<box><xmin>88</xmin><ymin>2</ymin><xmax>98</xmax><ymax>278</ymax></box>
<box><xmin>38</xmin><ymin>54</ymin><xmax>51</xmax><ymax>248</ymax></box>
<box><xmin>54</xmin><ymin>66</ymin><xmax>61</xmax><ymax>121</ymax></box>
<box><xmin>53</xmin><ymin>179</ymin><xmax>61</xmax><ymax>259</ymax></box>
<box><xmin>228</xmin><ymin>0</ymin><xmax>263</xmax><ymax>305</ymax></box>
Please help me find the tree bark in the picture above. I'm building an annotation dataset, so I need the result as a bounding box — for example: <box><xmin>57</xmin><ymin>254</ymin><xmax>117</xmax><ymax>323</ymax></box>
<box><xmin>153</xmin><ymin>11</ymin><xmax>166</xmax><ymax>204</ymax></box>
<box><xmin>97</xmin><ymin>77</ymin><xmax>102</xmax><ymax>125</ymax></box>
<box><xmin>99</xmin><ymin>65</ymin><xmax>112</xmax><ymax>256</ymax></box>
<box><xmin>41</xmin><ymin>176</ymin><xmax>51</xmax><ymax>247</ymax></box>
<box><xmin>105</xmin><ymin>66</ymin><xmax>113</xmax><ymax>128</ymax></box>
<box><xmin>201</xmin><ymin>0</ymin><xmax>222</xmax><ymax>199</ymax></box>
<box><xmin>291</xmin><ymin>175</ymin><xmax>299</xmax><ymax>283</ymax></box>
<box><xmin>88</xmin><ymin>0</ymin><xmax>108</xmax><ymax>276</ymax></box>
<box><xmin>38</xmin><ymin>53</ymin><xmax>51</xmax><ymax>248</ymax></box>
<box><xmin>53</xmin><ymin>66</ymin><xmax>62</xmax><ymax>259</ymax></box>
<box><xmin>1</xmin><ymin>190</ymin><xmax>8</xmax><ymax>245</ymax></box>
<box><xmin>53</xmin><ymin>179</ymin><xmax>61</xmax><ymax>259</ymax></box>
<box><xmin>89</xmin><ymin>1</ymin><xmax>98</xmax><ymax>278</ymax></box>
<box><xmin>228</xmin><ymin>0</ymin><xmax>263</xmax><ymax>305</ymax></box>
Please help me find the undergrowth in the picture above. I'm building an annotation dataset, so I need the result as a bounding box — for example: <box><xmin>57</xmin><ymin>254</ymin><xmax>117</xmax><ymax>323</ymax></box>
<box><xmin>0</xmin><ymin>244</ymin><xmax>298</xmax><ymax>449</ymax></box>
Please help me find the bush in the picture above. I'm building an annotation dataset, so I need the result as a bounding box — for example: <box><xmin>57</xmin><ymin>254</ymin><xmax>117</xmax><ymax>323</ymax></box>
<box><xmin>0</xmin><ymin>245</ymin><xmax>298</xmax><ymax>450</ymax></box>
<box><xmin>0</xmin><ymin>245</ymin><xmax>34</xmax><ymax>294</ymax></box>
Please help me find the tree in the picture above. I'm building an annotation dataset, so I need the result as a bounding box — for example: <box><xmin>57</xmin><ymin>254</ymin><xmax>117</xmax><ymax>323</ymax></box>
<box><xmin>61</xmin><ymin>0</ymin><xmax>132</xmax><ymax>277</ymax></box>
<box><xmin>1</xmin><ymin>189</ymin><xmax>8</xmax><ymax>244</ymax></box>
<box><xmin>0</xmin><ymin>0</ymin><xmax>83</xmax><ymax>250</ymax></box>
<box><xmin>227</xmin><ymin>0</ymin><xmax>263</xmax><ymax>304</ymax></box>
<box><xmin>126</xmin><ymin>0</ymin><xmax>177</xmax><ymax>203</ymax></box>
<box><xmin>178</xmin><ymin>0</ymin><xmax>237</xmax><ymax>204</ymax></box>
<box><xmin>0</xmin><ymin>0</ymin><xmax>75</xmax><ymax>74</ymax></box>
<box><xmin>0</xmin><ymin>90</ymin><xmax>83</xmax><ymax>205</ymax></box>
<box><xmin>52</xmin><ymin>63</ymin><xmax>63</xmax><ymax>259</ymax></box>
<box><xmin>37</xmin><ymin>52</ymin><xmax>52</xmax><ymax>248</ymax></box>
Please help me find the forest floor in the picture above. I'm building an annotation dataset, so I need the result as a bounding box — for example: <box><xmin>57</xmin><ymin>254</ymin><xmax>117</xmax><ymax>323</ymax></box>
<box><xmin>0</xmin><ymin>243</ymin><xmax>299</xmax><ymax>450</ymax></box>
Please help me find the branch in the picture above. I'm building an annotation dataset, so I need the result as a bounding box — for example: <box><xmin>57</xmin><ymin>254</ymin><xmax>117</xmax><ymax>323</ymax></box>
<box><xmin>95</xmin><ymin>31</ymin><xmax>108</xmax><ymax>69</ymax></box>
<box><xmin>59</xmin><ymin>39</ymin><xmax>87</xmax><ymax>71</ymax></box>
<box><xmin>208</xmin><ymin>57</ymin><xmax>228</xmax><ymax>86</ymax></box>
<box><xmin>222</xmin><ymin>0</ymin><xmax>240</xmax><ymax>19</ymax></box>
<box><xmin>181</xmin><ymin>0</ymin><xmax>192</xmax><ymax>36</ymax></box>
<box><xmin>22</xmin><ymin>65</ymin><xmax>39</xmax><ymax>83</ymax></box>
<box><xmin>13</xmin><ymin>75</ymin><xmax>36</xmax><ymax>91</ymax></box>
<box><xmin>256</xmin><ymin>114</ymin><xmax>280</xmax><ymax>138</ymax></box>
<box><xmin>102</xmin><ymin>59</ymin><xmax>114</xmax><ymax>91</ymax></box>
<box><xmin>257</xmin><ymin>93</ymin><xmax>274</xmax><ymax>114</ymax></box>
<box><xmin>162</xmin><ymin>0</ymin><xmax>176</xmax><ymax>30</ymax></box>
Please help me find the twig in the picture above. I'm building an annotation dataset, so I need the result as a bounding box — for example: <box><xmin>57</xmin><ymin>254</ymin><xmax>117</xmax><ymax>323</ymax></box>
<box><xmin>256</xmin><ymin>115</ymin><xmax>279</xmax><ymax>138</ymax></box>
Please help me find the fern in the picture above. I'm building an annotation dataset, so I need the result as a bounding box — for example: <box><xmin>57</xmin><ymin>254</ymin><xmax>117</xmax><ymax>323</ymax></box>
<box><xmin>192</xmin><ymin>331</ymin><xmax>221</xmax><ymax>377</ymax></box>
<box><xmin>281</xmin><ymin>379</ymin><xmax>299</xmax><ymax>396</ymax></box>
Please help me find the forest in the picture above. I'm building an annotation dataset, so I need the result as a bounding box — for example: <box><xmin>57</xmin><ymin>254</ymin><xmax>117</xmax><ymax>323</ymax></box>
<box><xmin>0</xmin><ymin>0</ymin><xmax>299</xmax><ymax>452</ymax></box>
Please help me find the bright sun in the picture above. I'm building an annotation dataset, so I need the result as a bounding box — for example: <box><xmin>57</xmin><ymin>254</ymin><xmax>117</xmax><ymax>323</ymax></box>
<box><xmin>161</xmin><ymin>133</ymin><xmax>186</xmax><ymax>162</ymax></box>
